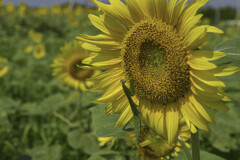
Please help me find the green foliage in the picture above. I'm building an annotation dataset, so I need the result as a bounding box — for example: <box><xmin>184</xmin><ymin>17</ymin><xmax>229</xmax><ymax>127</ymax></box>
<box><xmin>90</xmin><ymin>104</ymin><xmax>124</xmax><ymax>137</ymax></box>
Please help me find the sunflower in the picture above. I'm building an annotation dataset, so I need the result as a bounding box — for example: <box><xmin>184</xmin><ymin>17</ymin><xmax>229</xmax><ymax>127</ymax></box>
<box><xmin>0</xmin><ymin>57</ymin><xmax>9</xmax><ymax>77</ymax></box>
<box><xmin>33</xmin><ymin>44</ymin><xmax>46</xmax><ymax>59</ymax></box>
<box><xmin>52</xmin><ymin>41</ymin><xmax>97</xmax><ymax>91</ymax></box>
<box><xmin>77</xmin><ymin>0</ymin><xmax>240</xmax><ymax>144</ymax></box>
<box><xmin>126</xmin><ymin>117</ymin><xmax>190</xmax><ymax>160</ymax></box>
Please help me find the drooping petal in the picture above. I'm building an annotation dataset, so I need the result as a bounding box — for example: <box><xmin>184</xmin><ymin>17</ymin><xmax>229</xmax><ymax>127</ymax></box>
<box><xmin>189</xmin><ymin>93</ymin><xmax>215</xmax><ymax>123</ymax></box>
<box><xmin>212</xmin><ymin>66</ymin><xmax>240</xmax><ymax>77</ymax></box>
<box><xmin>166</xmin><ymin>102</ymin><xmax>179</xmax><ymax>144</ymax></box>
<box><xmin>189</xmin><ymin>50</ymin><xmax>226</xmax><ymax>61</ymax></box>
<box><xmin>188</xmin><ymin>58</ymin><xmax>217</xmax><ymax>70</ymax></box>
<box><xmin>190</xmin><ymin>70</ymin><xmax>225</xmax><ymax>87</ymax></box>
<box><xmin>180</xmin><ymin>97</ymin><xmax>210</xmax><ymax>131</ymax></box>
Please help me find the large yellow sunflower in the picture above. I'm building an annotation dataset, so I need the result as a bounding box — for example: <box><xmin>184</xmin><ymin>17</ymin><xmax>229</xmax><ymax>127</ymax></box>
<box><xmin>126</xmin><ymin>117</ymin><xmax>190</xmax><ymax>160</ymax></box>
<box><xmin>77</xmin><ymin>0</ymin><xmax>240</xmax><ymax>144</ymax></box>
<box><xmin>52</xmin><ymin>41</ymin><xmax>97</xmax><ymax>91</ymax></box>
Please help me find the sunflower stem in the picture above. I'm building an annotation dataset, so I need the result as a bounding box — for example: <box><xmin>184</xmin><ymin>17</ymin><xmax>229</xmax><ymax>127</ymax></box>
<box><xmin>178</xmin><ymin>136</ymin><xmax>192</xmax><ymax>160</ymax></box>
<box><xmin>191</xmin><ymin>129</ymin><xmax>200</xmax><ymax>160</ymax></box>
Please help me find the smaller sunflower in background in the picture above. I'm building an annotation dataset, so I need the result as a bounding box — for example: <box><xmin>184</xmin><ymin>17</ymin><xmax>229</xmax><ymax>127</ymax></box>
<box><xmin>0</xmin><ymin>57</ymin><xmax>9</xmax><ymax>77</ymax></box>
<box><xmin>52</xmin><ymin>41</ymin><xmax>98</xmax><ymax>91</ymax></box>
<box><xmin>126</xmin><ymin>118</ymin><xmax>190</xmax><ymax>160</ymax></box>
<box><xmin>33</xmin><ymin>44</ymin><xmax>46</xmax><ymax>59</ymax></box>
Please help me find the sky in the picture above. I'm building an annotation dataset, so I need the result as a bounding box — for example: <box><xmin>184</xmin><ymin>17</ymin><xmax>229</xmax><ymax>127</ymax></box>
<box><xmin>3</xmin><ymin>0</ymin><xmax>238</xmax><ymax>8</ymax></box>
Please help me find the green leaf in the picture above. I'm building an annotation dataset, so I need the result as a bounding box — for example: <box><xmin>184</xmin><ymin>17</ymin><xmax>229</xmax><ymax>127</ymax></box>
<box><xmin>26</xmin><ymin>145</ymin><xmax>62</xmax><ymax>160</ymax></box>
<box><xmin>129</xmin><ymin>77</ymin><xmax>135</xmax><ymax>96</ymax></box>
<box><xmin>121</xmin><ymin>80</ymin><xmax>141</xmax><ymax>144</ymax></box>
<box><xmin>81</xmin><ymin>92</ymin><xmax>102</xmax><ymax>108</ymax></box>
<box><xmin>214</xmin><ymin>37</ymin><xmax>240</xmax><ymax>66</ymax></box>
<box><xmin>0</xmin><ymin>97</ymin><xmax>19</xmax><ymax>114</ymax></box>
<box><xmin>207</xmin><ymin>103</ymin><xmax>240</xmax><ymax>152</ymax></box>
<box><xmin>200</xmin><ymin>151</ymin><xmax>225</xmax><ymax>160</ymax></box>
<box><xmin>176</xmin><ymin>150</ymin><xmax>225</xmax><ymax>160</ymax></box>
<box><xmin>68</xmin><ymin>130</ymin><xmax>100</xmax><ymax>154</ymax></box>
<box><xmin>92</xmin><ymin>150</ymin><xmax>121</xmax><ymax>156</ymax></box>
<box><xmin>78</xmin><ymin>133</ymin><xmax>100</xmax><ymax>154</ymax></box>
<box><xmin>67</xmin><ymin>129</ymin><xmax>84</xmax><ymax>149</ymax></box>
<box><xmin>20</xmin><ymin>94</ymin><xmax>67</xmax><ymax>115</ymax></box>
<box><xmin>90</xmin><ymin>104</ymin><xmax>124</xmax><ymax>137</ymax></box>
<box><xmin>87</xmin><ymin>155</ymin><xmax>106</xmax><ymax>160</ymax></box>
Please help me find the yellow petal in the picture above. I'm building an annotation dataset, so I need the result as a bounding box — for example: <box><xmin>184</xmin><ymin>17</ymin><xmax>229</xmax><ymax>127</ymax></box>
<box><xmin>115</xmin><ymin>105</ymin><xmax>133</xmax><ymax>127</ymax></box>
<box><xmin>201</xmin><ymin>25</ymin><xmax>224</xmax><ymax>34</ymax></box>
<box><xmin>171</xmin><ymin>0</ymin><xmax>187</xmax><ymax>26</ymax></box>
<box><xmin>184</xmin><ymin>117</ymin><xmax>197</xmax><ymax>133</ymax></box>
<box><xmin>180</xmin><ymin>98</ymin><xmax>210</xmax><ymax>131</ymax></box>
<box><xmin>180</xmin><ymin>14</ymin><xmax>203</xmax><ymax>37</ymax></box>
<box><xmin>154</xmin><ymin>0</ymin><xmax>168</xmax><ymax>20</ymax></box>
<box><xmin>184</xmin><ymin>26</ymin><xmax>207</xmax><ymax>49</ymax></box>
<box><xmin>190</xmin><ymin>70</ymin><xmax>225</xmax><ymax>87</ymax></box>
<box><xmin>178</xmin><ymin>0</ymin><xmax>209</xmax><ymax>33</ymax></box>
<box><xmin>90</xmin><ymin>0</ymin><xmax>133</xmax><ymax>27</ymax></box>
<box><xmin>190</xmin><ymin>76</ymin><xmax>218</xmax><ymax>93</ymax></box>
<box><xmin>94</xmin><ymin>82</ymin><xmax>124</xmax><ymax>103</ymax></box>
<box><xmin>99</xmin><ymin>13</ymin><xmax>128</xmax><ymax>40</ymax></box>
<box><xmin>88</xmin><ymin>14</ymin><xmax>111</xmax><ymax>35</ymax></box>
<box><xmin>125</xmin><ymin>0</ymin><xmax>144</xmax><ymax>22</ymax></box>
<box><xmin>190</xmin><ymin>85</ymin><xmax>224</xmax><ymax>101</ymax></box>
<box><xmin>77</xmin><ymin>36</ymin><xmax>121</xmax><ymax>49</ymax></box>
<box><xmin>167</xmin><ymin>0</ymin><xmax>178</xmax><ymax>24</ymax></box>
<box><xmin>212</xmin><ymin>66</ymin><xmax>240</xmax><ymax>77</ymax></box>
<box><xmin>189</xmin><ymin>50</ymin><xmax>226</xmax><ymax>61</ymax></box>
<box><xmin>197</xmin><ymin>98</ymin><xmax>229</xmax><ymax>112</ymax></box>
<box><xmin>83</xmin><ymin>54</ymin><xmax>121</xmax><ymax>70</ymax></box>
<box><xmin>189</xmin><ymin>94</ymin><xmax>215</xmax><ymax>123</ymax></box>
<box><xmin>188</xmin><ymin>59</ymin><xmax>217</xmax><ymax>70</ymax></box>
<box><xmin>166</xmin><ymin>102</ymin><xmax>179</xmax><ymax>144</ymax></box>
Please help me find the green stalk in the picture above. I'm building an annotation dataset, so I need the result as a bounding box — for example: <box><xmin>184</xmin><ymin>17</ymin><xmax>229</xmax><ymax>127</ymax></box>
<box><xmin>178</xmin><ymin>137</ymin><xmax>192</xmax><ymax>160</ymax></box>
<box><xmin>191</xmin><ymin>129</ymin><xmax>200</xmax><ymax>160</ymax></box>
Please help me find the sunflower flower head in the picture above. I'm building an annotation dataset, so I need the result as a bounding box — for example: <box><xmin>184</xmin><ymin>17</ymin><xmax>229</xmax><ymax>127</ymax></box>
<box><xmin>33</xmin><ymin>44</ymin><xmax>46</xmax><ymax>59</ymax></box>
<box><xmin>126</xmin><ymin>118</ymin><xmax>190</xmax><ymax>160</ymax></box>
<box><xmin>78</xmin><ymin>0</ymin><xmax>240</xmax><ymax>144</ymax></box>
<box><xmin>52</xmin><ymin>41</ymin><xmax>97</xmax><ymax>91</ymax></box>
<box><xmin>0</xmin><ymin>57</ymin><xmax>9</xmax><ymax>77</ymax></box>
<box><xmin>6</xmin><ymin>2</ymin><xmax>15</xmax><ymax>14</ymax></box>
<box><xmin>51</xmin><ymin>4</ymin><xmax>62</xmax><ymax>15</ymax></box>
<box><xmin>18</xmin><ymin>2</ymin><xmax>27</xmax><ymax>16</ymax></box>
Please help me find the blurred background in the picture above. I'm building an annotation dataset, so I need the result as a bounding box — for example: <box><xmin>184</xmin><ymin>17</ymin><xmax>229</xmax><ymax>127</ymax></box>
<box><xmin>0</xmin><ymin>0</ymin><xmax>240</xmax><ymax>160</ymax></box>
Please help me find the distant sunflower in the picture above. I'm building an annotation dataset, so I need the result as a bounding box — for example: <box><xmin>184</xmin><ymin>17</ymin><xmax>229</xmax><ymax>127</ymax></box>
<box><xmin>33</xmin><ymin>44</ymin><xmax>46</xmax><ymax>59</ymax></box>
<box><xmin>0</xmin><ymin>57</ymin><xmax>9</xmax><ymax>77</ymax></box>
<box><xmin>77</xmin><ymin>0</ymin><xmax>240</xmax><ymax>144</ymax></box>
<box><xmin>126</xmin><ymin>118</ymin><xmax>190</xmax><ymax>160</ymax></box>
<box><xmin>52</xmin><ymin>41</ymin><xmax>97</xmax><ymax>91</ymax></box>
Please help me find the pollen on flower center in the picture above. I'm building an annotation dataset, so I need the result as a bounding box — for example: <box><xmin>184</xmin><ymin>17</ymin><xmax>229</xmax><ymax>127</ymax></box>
<box><xmin>121</xmin><ymin>18</ymin><xmax>190</xmax><ymax>104</ymax></box>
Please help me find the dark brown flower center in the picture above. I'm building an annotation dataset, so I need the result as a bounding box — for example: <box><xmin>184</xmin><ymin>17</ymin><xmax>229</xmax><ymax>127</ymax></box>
<box><xmin>122</xmin><ymin>18</ymin><xmax>190</xmax><ymax>104</ymax></box>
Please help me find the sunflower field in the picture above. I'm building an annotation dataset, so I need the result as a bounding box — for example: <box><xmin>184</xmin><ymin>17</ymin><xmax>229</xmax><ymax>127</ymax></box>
<box><xmin>0</xmin><ymin>1</ymin><xmax>240</xmax><ymax>160</ymax></box>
